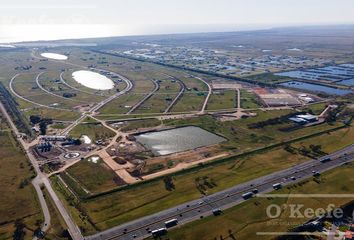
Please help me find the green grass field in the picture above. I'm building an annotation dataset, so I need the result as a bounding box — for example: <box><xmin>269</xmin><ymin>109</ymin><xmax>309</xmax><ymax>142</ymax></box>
<box><xmin>121</xmin><ymin>119</ymin><xmax>162</xmax><ymax>132</ymax></box>
<box><xmin>0</xmin><ymin>114</ymin><xmax>42</xmax><ymax>240</ymax></box>
<box><xmin>207</xmin><ymin>90</ymin><xmax>236</xmax><ymax>110</ymax></box>
<box><xmin>69</xmin><ymin>123</ymin><xmax>115</xmax><ymax>142</ymax></box>
<box><xmin>240</xmin><ymin>89</ymin><xmax>261</xmax><ymax>109</ymax></box>
<box><xmin>66</xmin><ymin>158</ymin><xmax>120</xmax><ymax>194</ymax></box>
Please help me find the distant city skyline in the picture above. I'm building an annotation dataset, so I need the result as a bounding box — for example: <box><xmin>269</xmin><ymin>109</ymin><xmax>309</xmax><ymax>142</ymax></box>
<box><xmin>0</xmin><ymin>0</ymin><xmax>354</xmax><ymax>43</ymax></box>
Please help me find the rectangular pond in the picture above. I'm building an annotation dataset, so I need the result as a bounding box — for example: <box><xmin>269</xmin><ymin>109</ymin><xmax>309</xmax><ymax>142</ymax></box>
<box><xmin>135</xmin><ymin>126</ymin><xmax>226</xmax><ymax>156</ymax></box>
<box><xmin>279</xmin><ymin>81</ymin><xmax>353</xmax><ymax>96</ymax></box>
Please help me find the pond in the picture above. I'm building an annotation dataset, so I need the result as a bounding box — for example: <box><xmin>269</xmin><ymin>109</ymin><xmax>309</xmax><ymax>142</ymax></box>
<box><xmin>72</xmin><ymin>70</ymin><xmax>114</xmax><ymax>90</ymax></box>
<box><xmin>41</xmin><ymin>52</ymin><xmax>68</xmax><ymax>60</ymax></box>
<box><xmin>135</xmin><ymin>126</ymin><xmax>226</xmax><ymax>156</ymax></box>
<box><xmin>279</xmin><ymin>81</ymin><xmax>353</xmax><ymax>96</ymax></box>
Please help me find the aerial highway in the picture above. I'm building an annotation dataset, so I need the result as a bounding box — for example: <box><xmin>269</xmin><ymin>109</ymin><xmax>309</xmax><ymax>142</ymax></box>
<box><xmin>86</xmin><ymin>144</ymin><xmax>354</xmax><ymax>240</ymax></box>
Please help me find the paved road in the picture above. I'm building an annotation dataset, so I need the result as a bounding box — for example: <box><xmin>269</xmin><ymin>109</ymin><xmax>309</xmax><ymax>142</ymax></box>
<box><xmin>0</xmin><ymin>101</ymin><xmax>84</xmax><ymax>240</ymax></box>
<box><xmin>60</xmin><ymin>69</ymin><xmax>133</xmax><ymax>136</ymax></box>
<box><xmin>127</xmin><ymin>79</ymin><xmax>159</xmax><ymax>114</ymax></box>
<box><xmin>9</xmin><ymin>73</ymin><xmax>72</xmax><ymax>112</ymax></box>
<box><xmin>35</xmin><ymin>71</ymin><xmax>81</xmax><ymax>102</ymax></box>
<box><xmin>59</xmin><ymin>71</ymin><xmax>100</xmax><ymax>96</ymax></box>
<box><xmin>85</xmin><ymin>144</ymin><xmax>354</xmax><ymax>240</ymax></box>
<box><xmin>0</xmin><ymin>101</ymin><xmax>51</xmax><ymax>239</ymax></box>
<box><xmin>162</xmin><ymin>74</ymin><xmax>186</xmax><ymax>114</ymax></box>
<box><xmin>194</xmin><ymin>76</ymin><xmax>212</xmax><ymax>113</ymax></box>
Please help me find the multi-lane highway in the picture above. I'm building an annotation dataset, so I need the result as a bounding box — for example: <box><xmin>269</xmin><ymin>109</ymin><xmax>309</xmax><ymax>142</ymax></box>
<box><xmin>86</xmin><ymin>144</ymin><xmax>354</xmax><ymax>240</ymax></box>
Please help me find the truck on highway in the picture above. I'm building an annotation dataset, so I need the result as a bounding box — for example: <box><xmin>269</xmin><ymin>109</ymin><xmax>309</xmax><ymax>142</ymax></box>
<box><xmin>242</xmin><ymin>192</ymin><xmax>254</xmax><ymax>199</ymax></box>
<box><xmin>151</xmin><ymin>228</ymin><xmax>167</xmax><ymax>237</ymax></box>
<box><xmin>320</xmin><ymin>157</ymin><xmax>331</xmax><ymax>163</ymax></box>
<box><xmin>273</xmin><ymin>183</ymin><xmax>282</xmax><ymax>190</ymax></box>
<box><xmin>164</xmin><ymin>218</ymin><xmax>178</xmax><ymax>228</ymax></box>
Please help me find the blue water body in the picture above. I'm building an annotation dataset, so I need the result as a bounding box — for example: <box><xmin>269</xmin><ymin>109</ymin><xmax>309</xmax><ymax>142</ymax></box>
<box><xmin>275</xmin><ymin>64</ymin><xmax>354</xmax><ymax>82</ymax></box>
<box><xmin>337</xmin><ymin>78</ymin><xmax>354</xmax><ymax>86</ymax></box>
<box><xmin>279</xmin><ymin>81</ymin><xmax>353</xmax><ymax>95</ymax></box>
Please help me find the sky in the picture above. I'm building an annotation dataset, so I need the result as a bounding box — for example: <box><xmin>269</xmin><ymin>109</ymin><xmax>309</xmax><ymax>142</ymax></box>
<box><xmin>0</xmin><ymin>0</ymin><xmax>354</xmax><ymax>43</ymax></box>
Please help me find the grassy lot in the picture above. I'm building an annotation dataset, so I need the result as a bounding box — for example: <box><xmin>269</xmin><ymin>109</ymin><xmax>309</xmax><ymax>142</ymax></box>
<box><xmin>24</xmin><ymin>108</ymin><xmax>81</xmax><ymax>121</ymax></box>
<box><xmin>50</xmin><ymin>176</ymin><xmax>97</xmax><ymax>235</ymax></box>
<box><xmin>69</xmin><ymin>123</ymin><xmax>115</xmax><ymax>142</ymax></box>
<box><xmin>0</xmin><ymin>119</ymin><xmax>42</xmax><ymax>239</ymax></box>
<box><xmin>171</xmin><ymin>93</ymin><xmax>205</xmax><ymax>112</ymax></box>
<box><xmin>99</xmin><ymin>94</ymin><xmax>144</xmax><ymax>115</ymax></box>
<box><xmin>78</xmin><ymin>148</ymin><xmax>310</xmax><ymax>230</ymax></box>
<box><xmin>301</xmin><ymin>102</ymin><xmax>328</xmax><ymax>115</ymax></box>
<box><xmin>134</xmin><ymin>80</ymin><xmax>180</xmax><ymax>114</ymax></box>
<box><xmin>66</xmin><ymin>158</ymin><xmax>120</xmax><ymax>194</ymax></box>
<box><xmin>163</xmin><ymin>164</ymin><xmax>354</xmax><ymax>240</ymax></box>
<box><xmin>240</xmin><ymin>89</ymin><xmax>261</xmax><ymax>109</ymax></box>
<box><xmin>121</xmin><ymin>119</ymin><xmax>162</xmax><ymax>132</ymax></box>
<box><xmin>291</xmin><ymin>125</ymin><xmax>354</xmax><ymax>153</ymax></box>
<box><xmin>206</xmin><ymin>90</ymin><xmax>236</xmax><ymax>110</ymax></box>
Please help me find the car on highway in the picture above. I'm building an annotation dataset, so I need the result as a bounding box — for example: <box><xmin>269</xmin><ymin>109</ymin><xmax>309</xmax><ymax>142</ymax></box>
<box><xmin>212</xmin><ymin>209</ymin><xmax>222</xmax><ymax>216</ymax></box>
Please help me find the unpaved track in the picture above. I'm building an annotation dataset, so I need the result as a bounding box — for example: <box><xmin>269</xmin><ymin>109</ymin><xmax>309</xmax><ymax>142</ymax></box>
<box><xmin>194</xmin><ymin>76</ymin><xmax>212</xmax><ymax>113</ymax></box>
<box><xmin>162</xmin><ymin>74</ymin><xmax>186</xmax><ymax>114</ymax></box>
<box><xmin>127</xmin><ymin>79</ymin><xmax>160</xmax><ymax>114</ymax></box>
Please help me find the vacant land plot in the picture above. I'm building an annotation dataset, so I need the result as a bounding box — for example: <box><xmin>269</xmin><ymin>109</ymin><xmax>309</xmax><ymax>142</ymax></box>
<box><xmin>24</xmin><ymin>107</ymin><xmax>81</xmax><ymax>121</ymax></box>
<box><xmin>207</xmin><ymin>90</ymin><xmax>236</xmax><ymax>110</ymax></box>
<box><xmin>171</xmin><ymin>93</ymin><xmax>205</xmax><ymax>112</ymax></box>
<box><xmin>0</xmin><ymin>118</ymin><xmax>42</xmax><ymax>239</ymax></box>
<box><xmin>292</xmin><ymin>125</ymin><xmax>354</xmax><ymax>153</ymax></box>
<box><xmin>121</xmin><ymin>119</ymin><xmax>162</xmax><ymax>132</ymax></box>
<box><xmin>98</xmin><ymin>94</ymin><xmax>143</xmax><ymax>115</ymax></box>
<box><xmin>65</xmin><ymin>158</ymin><xmax>121</xmax><ymax>194</ymax></box>
<box><xmin>69</xmin><ymin>123</ymin><xmax>115</xmax><ymax>142</ymax></box>
<box><xmin>240</xmin><ymin>89</ymin><xmax>261</xmax><ymax>109</ymax></box>
<box><xmin>165</xmin><ymin>165</ymin><xmax>354</xmax><ymax>240</ymax></box>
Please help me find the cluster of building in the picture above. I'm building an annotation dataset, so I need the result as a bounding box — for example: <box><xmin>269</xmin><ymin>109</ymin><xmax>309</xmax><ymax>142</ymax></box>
<box><xmin>110</xmin><ymin>43</ymin><xmax>330</xmax><ymax>77</ymax></box>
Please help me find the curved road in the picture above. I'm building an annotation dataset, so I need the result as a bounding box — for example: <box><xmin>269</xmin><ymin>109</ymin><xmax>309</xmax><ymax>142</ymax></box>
<box><xmin>0</xmin><ymin>101</ymin><xmax>51</xmax><ymax>240</ymax></box>
<box><xmin>35</xmin><ymin>72</ymin><xmax>83</xmax><ymax>102</ymax></box>
<box><xmin>162</xmin><ymin>74</ymin><xmax>186</xmax><ymax>114</ymax></box>
<box><xmin>59</xmin><ymin>72</ymin><xmax>103</xmax><ymax>96</ymax></box>
<box><xmin>127</xmin><ymin>79</ymin><xmax>159</xmax><ymax>115</ymax></box>
<box><xmin>0</xmin><ymin>90</ymin><xmax>84</xmax><ymax>240</ymax></box>
<box><xmin>193</xmin><ymin>76</ymin><xmax>212</xmax><ymax>113</ymax></box>
<box><xmin>9</xmin><ymin>73</ymin><xmax>74</xmax><ymax>112</ymax></box>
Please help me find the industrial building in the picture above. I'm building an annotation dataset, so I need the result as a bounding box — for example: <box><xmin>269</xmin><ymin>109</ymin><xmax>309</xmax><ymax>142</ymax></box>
<box><xmin>289</xmin><ymin>114</ymin><xmax>318</xmax><ymax>124</ymax></box>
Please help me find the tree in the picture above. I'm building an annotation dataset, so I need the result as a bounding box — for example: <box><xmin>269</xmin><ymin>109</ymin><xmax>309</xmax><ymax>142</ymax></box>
<box><xmin>163</xmin><ymin>176</ymin><xmax>175</xmax><ymax>191</ymax></box>
<box><xmin>13</xmin><ymin>219</ymin><xmax>26</xmax><ymax>240</ymax></box>
<box><xmin>29</xmin><ymin>115</ymin><xmax>41</xmax><ymax>125</ymax></box>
